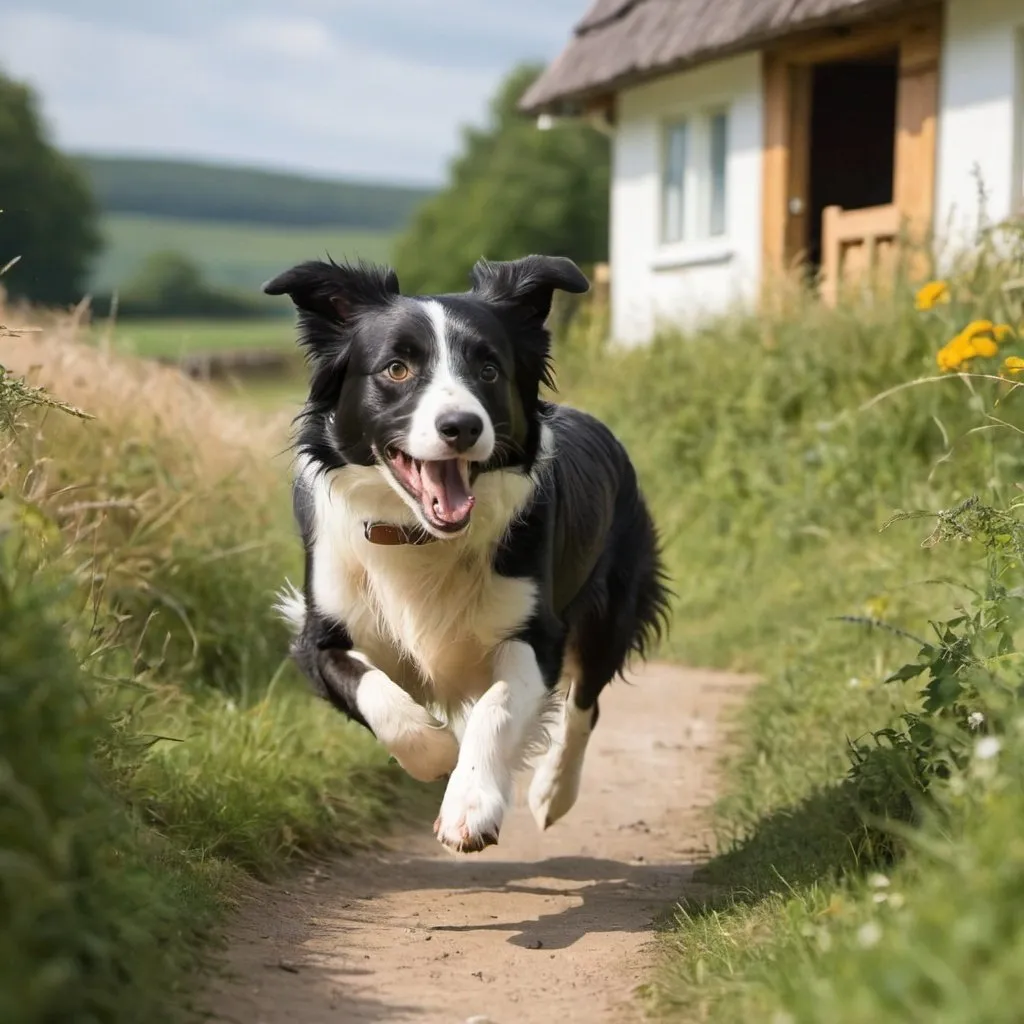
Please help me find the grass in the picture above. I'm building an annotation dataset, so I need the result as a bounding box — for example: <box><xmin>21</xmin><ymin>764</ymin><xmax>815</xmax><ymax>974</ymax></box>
<box><xmin>90</xmin><ymin>212</ymin><xmax>395</xmax><ymax>294</ymax></box>
<box><xmin>0</xmin><ymin>308</ymin><xmax>422</xmax><ymax>1022</ymax></box>
<box><xmin>88</xmin><ymin>317</ymin><xmax>299</xmax><ymax>358</ymax></box>
<box><xmin>553</xmin><ymin>246</ymin><xmax>1024</xmax><ymax>1022</ymax></box>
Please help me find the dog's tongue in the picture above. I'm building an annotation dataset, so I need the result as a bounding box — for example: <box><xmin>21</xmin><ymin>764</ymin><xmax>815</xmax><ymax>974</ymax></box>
<box><xmin>421</xmin><ymin>459</ymin><xmax>474</xmax><ymax>524</ymax></box>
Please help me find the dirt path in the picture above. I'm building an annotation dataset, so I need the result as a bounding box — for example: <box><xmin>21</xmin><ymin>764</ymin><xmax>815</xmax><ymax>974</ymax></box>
<box><xmin>203</xmin><ymin>663</ymin><xmax>750</xmax><ymax>1024</ymax></box>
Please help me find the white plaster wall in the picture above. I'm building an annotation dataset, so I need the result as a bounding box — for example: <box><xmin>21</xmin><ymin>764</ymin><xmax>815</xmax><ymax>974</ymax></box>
<box><xmin>936</xmin><ymin>0</ymin><xmax>1024</xmax><ymax>250</ymax></box>
<box><xmin>609</xmin><ymin>53</ymin><xmax>763</xmax><ymax>344</ymax></box>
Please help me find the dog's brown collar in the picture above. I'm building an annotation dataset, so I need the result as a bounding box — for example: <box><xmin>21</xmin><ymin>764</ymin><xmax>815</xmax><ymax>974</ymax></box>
<box><xmin>363</xmin><ymin>521</ymin><xmax>438</xmax><ymax>546</ymax></box>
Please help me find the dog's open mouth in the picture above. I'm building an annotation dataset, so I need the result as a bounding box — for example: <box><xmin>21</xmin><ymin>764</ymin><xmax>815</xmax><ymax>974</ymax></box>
<box><xmin>384</xmin><ymin>447</ymin><xmax>475</xmax><ymax>532</ymax></box>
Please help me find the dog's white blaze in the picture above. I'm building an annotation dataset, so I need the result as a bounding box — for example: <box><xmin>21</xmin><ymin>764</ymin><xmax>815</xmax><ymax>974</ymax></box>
<box><xmin>528</xmin><ymin>682</ymin><xmax>595</xmax><ymax>830</ymax></box>
<box><xmin>405</xmin><ymin>300</ymin><xmax>495</xmax><ymax>463</ymax></box>
<box><xmin>435</xmin><ymin>640</ymin><xmax>551</xmax><ymax>850</ymax></box>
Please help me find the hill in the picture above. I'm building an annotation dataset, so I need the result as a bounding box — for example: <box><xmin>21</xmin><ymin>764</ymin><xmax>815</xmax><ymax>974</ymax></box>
<box><xmin>76</xmin><ymin>155</ymin><xmax>434</xmax><ymax>230</ymax></box>
<box><xmin>90</xmin><ymin>213</ymin><xmax>395</xmax><ymax>296</ymax></box>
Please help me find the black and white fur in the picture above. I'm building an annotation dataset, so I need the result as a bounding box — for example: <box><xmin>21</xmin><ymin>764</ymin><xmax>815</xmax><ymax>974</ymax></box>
<box><xmin>265</xmin><ymin>254</ymin><xmax>670</xmax><ymax>854</ymax></box>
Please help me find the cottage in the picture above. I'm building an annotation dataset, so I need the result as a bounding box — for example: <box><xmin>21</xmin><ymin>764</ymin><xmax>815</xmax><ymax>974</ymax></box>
<box><xmin>522</xmin><ymin>0</ymin><xmax>1024</xmax><ymax>343</ymax></box>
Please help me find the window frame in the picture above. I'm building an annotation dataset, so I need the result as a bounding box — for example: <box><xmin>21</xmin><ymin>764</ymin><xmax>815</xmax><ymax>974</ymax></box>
<box><xmin>657</xmin><ymin>101</ymin><xmax>732</xmax><ymax>262</ymax></box>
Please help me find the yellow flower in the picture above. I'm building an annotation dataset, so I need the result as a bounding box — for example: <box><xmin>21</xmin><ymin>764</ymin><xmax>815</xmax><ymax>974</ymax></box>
<box><xmin>1002</xmin><ymin>356</ymin><xmax>1024</xmax><ymax>377</ymax></box>
<box><xmin>915</xmin><ymin>280</ymin><xmax>950</xmax><ymax>311</ymax></box>
<box><xmin>966</xmin><ymin>337</ymin><xmax>998</xmax><ymax>359</ymax></box>
<box><xmin>961</xmin><ymin>319</ymin><xmax>995</xmax><ymax>340</ymax></box>
<box><xmin>936</xmin><ymin>320</ymin><xmax>1008</xmax><ymax>371</ymax></box>
<box><xmin>937</xmin><ymin>336</ymin><xmax>970</xmax><ymax>372</ymax></box>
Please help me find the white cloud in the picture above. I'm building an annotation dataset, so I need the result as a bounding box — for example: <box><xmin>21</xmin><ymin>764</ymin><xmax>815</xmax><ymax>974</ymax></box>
<box><xmin>0</xmin><ymin>1</ymin><xmax>583</xmax><ymax>182</ymax></box>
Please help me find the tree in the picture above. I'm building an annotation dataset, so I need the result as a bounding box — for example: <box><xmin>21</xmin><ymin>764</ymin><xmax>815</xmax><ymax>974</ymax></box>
<box><xmin>393</xmin><ymin>64</ymin><xmax>610</xmax><ymax>295</ymax></box>
<box><xmin>0</xmin><ymin>71</ymin><xmax>101</xmax><ymax>306</ymax></box>
<box><xmin>109</xmin><ymin>250</ymin><xmax>265</xmax><ymax>318</ymax></box>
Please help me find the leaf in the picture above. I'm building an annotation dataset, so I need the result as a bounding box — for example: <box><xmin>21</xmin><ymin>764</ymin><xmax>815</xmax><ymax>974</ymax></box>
<box><xmin>884</xmin><ymin>662</ymin><xmax>928</xmax><ymax>684</ymax></box>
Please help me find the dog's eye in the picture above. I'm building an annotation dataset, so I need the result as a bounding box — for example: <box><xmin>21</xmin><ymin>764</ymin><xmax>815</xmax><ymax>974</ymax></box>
<box><xmin>480</xmin><ymin>363</ymin><xmax>499</xmax><ymax>383</ymax></box>
<box><xmin>385</xmin><ymin>361</ymin><xmax>410</xmax><ymax>382</ymax></box>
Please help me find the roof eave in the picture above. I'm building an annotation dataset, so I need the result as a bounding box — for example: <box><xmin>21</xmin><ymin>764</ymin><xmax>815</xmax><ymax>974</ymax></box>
<box><xmin>519</xmin><ymin>0</ymin><xmax>934</xmax><ymax>116</ymax></box>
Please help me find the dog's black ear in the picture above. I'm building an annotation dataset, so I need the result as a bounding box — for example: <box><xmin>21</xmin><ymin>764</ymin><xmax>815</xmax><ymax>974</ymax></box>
<box><xmin>469</xmin><ymin>255</ymin><xmax>589</xmax><ymax>324</ymax></box>
<box><xmin>263</xmin><ymin>259</ymin><xmax>400</xmax><ymax>323</ymax></box>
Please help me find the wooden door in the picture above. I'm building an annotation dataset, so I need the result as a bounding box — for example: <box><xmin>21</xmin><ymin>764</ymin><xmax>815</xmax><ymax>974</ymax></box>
<box><xmin>761</xmin><ymin>5</ymin><xmax>942</xmax><ymax>277</ymax></box>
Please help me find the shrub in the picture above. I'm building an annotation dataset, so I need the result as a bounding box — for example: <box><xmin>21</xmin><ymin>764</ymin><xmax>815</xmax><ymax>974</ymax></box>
<box><xmin>101</xmin><ymin>250</ymin><xmax>269</xmax><ymax>319</ymax></box>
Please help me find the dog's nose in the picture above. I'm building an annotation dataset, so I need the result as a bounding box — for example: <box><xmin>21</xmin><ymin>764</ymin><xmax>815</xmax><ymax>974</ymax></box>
<box><xmin>436</xmin><ymin>411</ymin><xmax>483</xmax><ymax>453</ymax></box>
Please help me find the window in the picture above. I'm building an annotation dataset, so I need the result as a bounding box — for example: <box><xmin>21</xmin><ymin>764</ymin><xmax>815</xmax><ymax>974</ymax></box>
<box><xmin>660</xmin><ymin>108</ymin><xmax>729</xmax><ymax>245</ymax></box>
<box><xmin>662</xmin><ymin>122</ymin><xmax>689</xmax><ymax>243</ymax></box>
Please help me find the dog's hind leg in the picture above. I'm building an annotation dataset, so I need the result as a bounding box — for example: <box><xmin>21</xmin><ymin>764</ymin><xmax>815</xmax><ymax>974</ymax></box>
<box><xmin>528</xmin><ymin>674</ymin><xmax>598</xmax><ymax>830</ymax></box>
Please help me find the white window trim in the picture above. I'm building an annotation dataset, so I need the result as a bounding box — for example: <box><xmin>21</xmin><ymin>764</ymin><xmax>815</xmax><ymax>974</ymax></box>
<box><xmin>655</xmin><ymin>99</ymin><xmax>733</xmax><ymax>269</ymax></box>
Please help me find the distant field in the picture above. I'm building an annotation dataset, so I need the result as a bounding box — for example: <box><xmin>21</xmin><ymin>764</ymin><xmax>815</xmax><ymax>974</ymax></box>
<box><xmin>92</xmin><ymin>318</ymin><xmax>298</xmax><ymax>358</ymax></box>
<box><xmin>91</xmin><ymin>213</ymin><xmax>395</xmax><ymax>294</ymax></box>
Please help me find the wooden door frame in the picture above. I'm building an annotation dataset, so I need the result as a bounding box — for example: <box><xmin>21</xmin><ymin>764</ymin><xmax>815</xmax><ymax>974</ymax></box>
<box><xmin>761</xmin><ymin>4</ymin><xmax>943</xmax><ymax>274</ymax></box>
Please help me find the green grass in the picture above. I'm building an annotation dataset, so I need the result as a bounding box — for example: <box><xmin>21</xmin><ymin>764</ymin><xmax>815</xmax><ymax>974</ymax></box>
<box><xmin>1</xmin><ymin>315</ymin><xmax>421</xmax><ymax>1022</ymax></box>
<box><xmin>554</xmin><ymin>252</ymin><xmax>1024</xmax><ymax>1022</ymax></box>
<box><xmin>91</xmin><ymin>212</ymin><xmax>395</xmax><ymax>294</ymax></box>
<box><xmin>91</xmin><ymin>317</ymin><xmax>299</xmax><ymax>358</ymax></box>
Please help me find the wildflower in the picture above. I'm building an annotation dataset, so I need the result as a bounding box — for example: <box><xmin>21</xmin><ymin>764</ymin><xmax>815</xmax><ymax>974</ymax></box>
<box><xmin>937</xmin><ymin>322</ymin><xmax>1005</xmax><ymax>372</ymax></box>
<box><xmin>868</xmin><ymin>873</ymin><xmax>891</xmax><ymax>889</ymax></box>
<box><xmin>1003</xmin><ymin>356</ymin><xmax>1024</xmax><ymax>377</ymax></box>
<box><xmin>967</xmin><ymin>711</ymin><xmax>985</xmax><ymax>729</ymax></box>
<box><xmin>960</xmin><ymin>319</ymin><xmax>995</xmax><ymax>340</ymax></box>
<box><xmin>975</xmin><ymin>736</ymin><xmax>1001</xmax><ymax>760</ymax></box>
<box><xmin>936</xmin><ymin>336</ymin><xmax>970</xmax><ymax>372</ymax></box>
<box><xmin>873</xmin><ymin>892</ymin><xmax>888</xmax><ymax>904</ymax></box>
<box><xmin>887</xmin><ymin>893</ymin><xmax>905</xmax><ymax>910</ymax></box>
<box><xmin>937</xmin><ymin>333</ymin><xmax>974</xmax><ymax>372</ymax></box>
<box><xmin>857</xmin><ymin>921</ymin><xmax>883</xmax><ymax>948</ymax></box>
<box><xmin>915</xmin><ymin>280</ymin><xmax>950</xmax><ymax>310</ymax></box>
<box><xmin>994</xmin><ymin>323</ymin><xmax>1014</xmax><ymax>341</ymax></box>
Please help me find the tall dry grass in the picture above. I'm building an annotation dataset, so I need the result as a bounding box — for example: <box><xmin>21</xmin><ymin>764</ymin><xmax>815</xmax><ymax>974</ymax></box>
<box><xmin>0</xmin><ymin>300</ymin><xmax>418</xmax><ymax>1024</ymax></box>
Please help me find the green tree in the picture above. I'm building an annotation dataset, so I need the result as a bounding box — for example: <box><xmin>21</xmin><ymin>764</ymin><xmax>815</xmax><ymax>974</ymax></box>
<box><xmin>0</xmin><ymin>71</ymin><xmax>101</xmax><ymax>306</ymax></box>
<box><xmin>111</xmin><ymin>250</ymin><xmax>263</xmax><ymax>318</ymax></box>
<box><xmin>393</xmin><ymin>64</ymin><xmax>610</xmax><ymax>295</ymax></box>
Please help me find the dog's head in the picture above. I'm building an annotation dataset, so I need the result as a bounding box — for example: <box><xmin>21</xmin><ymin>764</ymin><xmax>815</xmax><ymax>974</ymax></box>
<box><xmin>264</xmin><ymin>255</ymin><xmax>589</xmax><ymax>538</ymax></box>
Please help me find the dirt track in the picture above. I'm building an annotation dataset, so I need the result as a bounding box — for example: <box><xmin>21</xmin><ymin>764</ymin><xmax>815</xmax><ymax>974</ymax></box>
<box><xmin>203</xmin><ymin>663</ymin><xmax>751</xmax><ymax>1024</ymax></box>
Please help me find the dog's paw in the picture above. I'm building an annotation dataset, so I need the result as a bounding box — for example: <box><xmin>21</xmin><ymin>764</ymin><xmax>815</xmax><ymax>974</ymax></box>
<box><xmin>434</xmin><ymin>768</ymin><xmax>506</xmax><ymax>854</ymax></box>
<box><xmin>389</xmin><ymin>722</ymin><xmax>459</xmax><ymax>783</ymax></box>
<box><xmin>528</xmin><ymin>746</ymin><xmax>582</xmax><ymax>831</ymax></box>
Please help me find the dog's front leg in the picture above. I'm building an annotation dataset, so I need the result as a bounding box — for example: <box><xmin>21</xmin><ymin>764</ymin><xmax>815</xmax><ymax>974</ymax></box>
<box><xmin>434</xmin><ymin>638</ymin><xmax>554</xmax><ymax>853</ymax></box>
<box><xmin>316</xmin><ymin>648</ymin><xmax>459</xmax><ymax>783</ymax></box>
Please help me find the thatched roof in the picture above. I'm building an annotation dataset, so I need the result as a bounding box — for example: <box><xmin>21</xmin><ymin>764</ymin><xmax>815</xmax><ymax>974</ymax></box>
<box><xmin>521</xmin><ymin>0</ymin><xmax>927</xmax><ymax>113</ymax></box>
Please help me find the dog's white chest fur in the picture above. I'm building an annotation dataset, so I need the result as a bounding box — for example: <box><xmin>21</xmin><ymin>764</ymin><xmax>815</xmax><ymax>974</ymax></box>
<box><xmin>305</xmin><ymin>461</ymin><xmax>537</xmax><ymax>709</ymax></box>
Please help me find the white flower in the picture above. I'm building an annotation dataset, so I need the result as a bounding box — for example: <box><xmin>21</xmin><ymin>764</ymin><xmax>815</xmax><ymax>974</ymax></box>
<box><xmin>968</xmin><ymin>711</ymin><xmax>985</xmax><ymax>730</ymax></box>
<box><xmin>975</xmin><ymin>736</ymin><xmax>1002</xmax><ymax>761</ymax></box>
<box><xmin>857</xmin><ymin>921</ymin><xmax>883</xmax><ymax>949</ymax></box>
<box><xmin>888</xmin><ymin>893</ymin><xmax>905</xmax><ymax>910</ymax></box>
<box><xmin>848</xmin><ymin>677</ymin><xmax>861</xmax><ymax>688</ymax></box>
<box><xmin>873</xmin><ymin>892</ymin><xmax>888</xmax><ymax>904</ymax></box>
<box><xmin>868</xmin><ymin>873</ymin><xmax>890</xmax><ymax>888</ymax></box>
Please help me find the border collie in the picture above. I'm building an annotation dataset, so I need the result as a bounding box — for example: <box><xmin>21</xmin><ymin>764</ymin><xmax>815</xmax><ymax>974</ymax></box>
<box><xmin>265</xmin><ymin>254</ymin><xmax>670</xmax><ymax>854</ymax></box>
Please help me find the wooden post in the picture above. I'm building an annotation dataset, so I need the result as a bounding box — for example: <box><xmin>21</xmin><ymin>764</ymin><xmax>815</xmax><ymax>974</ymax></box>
<box><xmin>893</xmin><ymin>13</ymin><xmax>942</xmax><ymax>247</ymax></box>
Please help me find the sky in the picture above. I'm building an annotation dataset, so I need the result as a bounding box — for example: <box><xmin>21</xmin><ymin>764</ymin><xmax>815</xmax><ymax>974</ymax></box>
<box><xmin>0</xmin><ymin>1</ymin><xmax>584</xmax><ymax>186</ymax></box>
